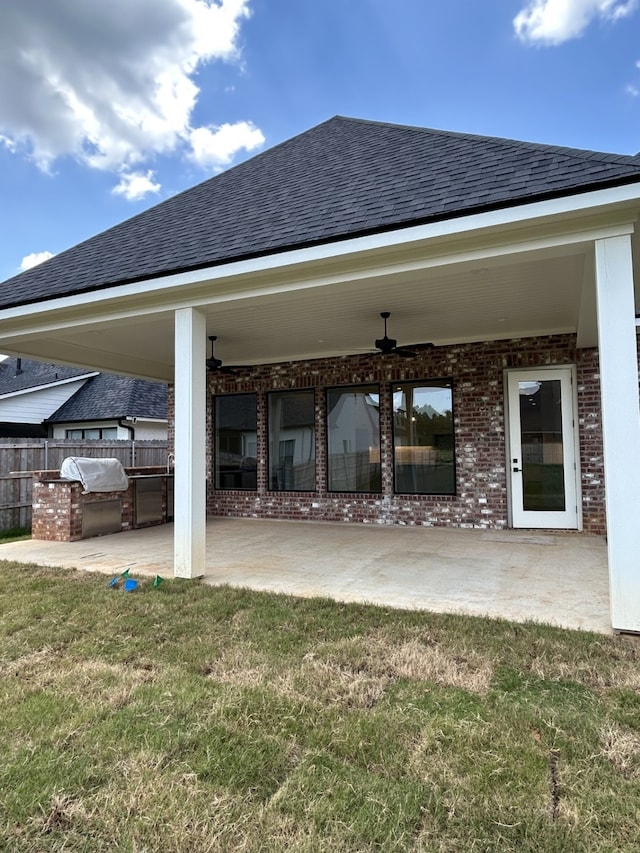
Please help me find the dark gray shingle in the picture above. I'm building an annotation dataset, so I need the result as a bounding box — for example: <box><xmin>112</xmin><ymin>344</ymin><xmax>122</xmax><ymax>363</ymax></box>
<box><xmin>2</xmin><ymin>116</ymin><xmax>640</xmax><ymax>310</ymax></box>
<box><xmin>47</xmin><ymin>374</ymin><xmax>167</xmax><ymax>423</ymax></box>
<box><xmin>0</xmin><ymin>358</ymin><xmax>90</xmax><ymax>395</ymax></box>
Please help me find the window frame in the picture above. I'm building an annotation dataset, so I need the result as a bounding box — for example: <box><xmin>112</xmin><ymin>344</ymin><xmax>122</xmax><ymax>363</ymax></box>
<box><xmin>213</xmin><ymin>392</ymin><xmax>258</xmax><ymax>491</ymax></box>
<box><xmin>325</xmin><ymin>383</ymin><xmax>382</xmax><ymax>494</ymax></box>
<box><xmin>267</xmin><ymin>388</ymin><xmax>317</xmax><ymax>492</ymax></box>
<box><xmin>65</xmin><ymin>426</ymin><xmax>118</xmax><ymax>439</ymax></box>
<box><xmin>391</xmin><ymin>378</ymin><xmax>456</xmax><ymax>496</ymax></box>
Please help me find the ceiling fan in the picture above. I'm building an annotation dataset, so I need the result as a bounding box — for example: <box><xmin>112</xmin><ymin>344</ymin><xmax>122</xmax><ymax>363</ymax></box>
<box><xmin>373</xmin><ymin>312</ymin><xmax>433</xmax><ymax>357</ymax></box>
<box><xmin>206</xmin><ymin>335</ymin><xmax>238</xmax><ymax>373</ymax></box>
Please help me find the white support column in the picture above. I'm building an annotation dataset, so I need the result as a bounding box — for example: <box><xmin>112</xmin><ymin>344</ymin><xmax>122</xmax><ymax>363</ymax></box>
<box><xmin>173</xmin><ymin>307</ymin><xmax>207</xmax><ymax>579</ymax></box>
<box><xmin>595</xmin><ymin>234</ymin><xmax>640</xmax><ymax>632</ymax></box>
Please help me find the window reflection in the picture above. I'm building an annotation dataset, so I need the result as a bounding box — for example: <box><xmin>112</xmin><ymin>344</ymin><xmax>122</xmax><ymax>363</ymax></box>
<box><xmin>327</xmin><ymin>385</ymin><xmax>381</xmax><ymax>492</ymax></box>
<box><xmin>518</xmin><ymin>379</ymin><xmax>565</xmax><ymax>511</ymax></box>
<box><xmin>393</xmin><ymin>381</ymin><xmax>455</xmax><ymax>494</ymax></box>
<box><xmin>214</xmin><ymin>394</ymin><xmax>258</xmax><ymax>490</ymax></box>
<box><xmin>268</xmin><ymin>390</ymin><xmax>316</xmax><ymax>491</ymax></box>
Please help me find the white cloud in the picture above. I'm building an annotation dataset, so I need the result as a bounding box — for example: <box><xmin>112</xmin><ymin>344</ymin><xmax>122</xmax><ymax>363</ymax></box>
<box><xmin>514</xmin><ymin>0</ymin><xmax>639</xmax><ymax>44</ymax></box>
<box><xmin>627</xmin><ymin>83</ymin><xmax>640</xmax><ymax>96</ymax></box>
<box><xmin>19</xmin><ymin>251</ymin><xmax>54</xmax><ymax>271</ymax></box>
<box><xmin>188</xmin><ymin>122</ymin><xmax>265</xmax><ymax>169</ymax></box>
<box><xmin>112</xmin><ymin>171</ymin><xmax>162</xmax><ymax>201</ymax></box>
<box><xmin>0</xmin><ymin>0</ymin><xmax>264</xmax><ymax>194</ymax></box>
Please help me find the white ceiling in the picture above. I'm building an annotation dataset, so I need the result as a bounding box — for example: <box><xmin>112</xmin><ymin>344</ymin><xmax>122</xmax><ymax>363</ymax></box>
<box><xmin>0</xmin><ymin>249</ymin><xmax>588</xmax><ymax>382</ymax></box>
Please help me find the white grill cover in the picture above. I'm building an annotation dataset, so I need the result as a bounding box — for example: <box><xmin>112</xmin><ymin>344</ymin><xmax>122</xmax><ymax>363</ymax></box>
<box><xmin>60</xmin><ymin>457</ymin><xmax>129</xmax><ymax>493</ymax></box>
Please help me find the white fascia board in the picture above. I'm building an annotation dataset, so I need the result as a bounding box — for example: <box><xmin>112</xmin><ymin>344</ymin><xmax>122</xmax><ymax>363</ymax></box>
<box><xmin>1</xmin><ymin>182</ymin><xmax>639</xmax><ymax>328</ymax></box>
<box><xmin>0</xmin><ymin>372</ymin><xmax>98</xmax><ymax>401</ymax></box>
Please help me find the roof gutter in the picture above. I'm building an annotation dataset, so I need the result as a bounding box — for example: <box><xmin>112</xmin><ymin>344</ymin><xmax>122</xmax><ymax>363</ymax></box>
<box><xmin>118</xmin><ymin>418</ymin><xmax>135</xmax><ymax>440</ymax></box>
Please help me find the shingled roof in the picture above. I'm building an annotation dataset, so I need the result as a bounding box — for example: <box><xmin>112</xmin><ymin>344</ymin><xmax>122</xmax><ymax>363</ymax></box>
<box><xmin>47</xmin><ymin>373</ymin><xmax>167</xmax><ymax>423</ymax></box>
<box><xmin>0</xmin><ymin>357</ymin><xmax>91</xmax><ymax>395</ymax></box>
<box><xmin>2</xmin><ymin>116</ymin><xmax>640</xmax><ymax>311</ymax></box>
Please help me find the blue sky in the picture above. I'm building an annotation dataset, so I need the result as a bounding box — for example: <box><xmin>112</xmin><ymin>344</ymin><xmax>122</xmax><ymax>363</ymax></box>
<box><xmin>1</xmin><ymin>0</ymin><xmax>639</xmax><ymax>284</ymax></box>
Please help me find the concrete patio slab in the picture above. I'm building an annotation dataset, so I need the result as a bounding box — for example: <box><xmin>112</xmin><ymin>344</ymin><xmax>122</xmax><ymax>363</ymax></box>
<box><xmin>0</xmin><ymin>519</ymin><xmax>611</xmax><ymax>634</ymax></box>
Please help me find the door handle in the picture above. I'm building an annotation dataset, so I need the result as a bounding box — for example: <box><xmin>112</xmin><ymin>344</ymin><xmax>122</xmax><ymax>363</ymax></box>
<box><xmin>512</xmin><ymin>467</ymin><xmax>522</xmax><ymax>473</ymax></box>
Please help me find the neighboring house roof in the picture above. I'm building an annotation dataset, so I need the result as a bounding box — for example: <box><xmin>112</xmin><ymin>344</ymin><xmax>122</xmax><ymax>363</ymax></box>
<box><xmin>0</xmin><ymin>357</ymin><xmax>91</xmax><ymax>395</ymax></box>
<box><xmin>47</xmin><ymin>373</ymin><xmax>167</xmax><ymax>423</ymax></box>
<box><xmin>2</xmin><ymin>115</ymin><xmax>640</xmax><ymax>310</ymax></box>
<box><xmin>0</xmin><ymin>356</ymin><xmax>166</xmax><ymax>426</ymax></box>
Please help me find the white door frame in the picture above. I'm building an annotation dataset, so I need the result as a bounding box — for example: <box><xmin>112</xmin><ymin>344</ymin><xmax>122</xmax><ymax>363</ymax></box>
<box><xmin>505</xmin><ymin>366</ymin><xmax>581</xmax><ymax>530</ymax></box>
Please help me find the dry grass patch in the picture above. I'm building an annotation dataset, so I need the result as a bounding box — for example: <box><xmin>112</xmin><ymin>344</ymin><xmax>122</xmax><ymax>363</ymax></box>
<box><xmin>30</xmin><ymin>753</ymin><xmax>245</xmax><ymax>852</ymax></box>
<box><xmin>200</xmin><ymin>647</ymin><xmax>270</xmax><ymax>688</ymax></box>
<box><xmin>526</xmin><ymin>637</ymin><xmax>640</xmax><ymax>691</ymax></box>
<box><xmin>288</xmin><ymin>653</ymin><xmax>391</xmax><ymax>709</ymax></box>
<box><xmin>4</xmin><ymin>650</ymin><xmax>157</xmax><ymax>709</ymax></box>
<box><xmin>311</xmin><ymin>629</ymin><xmax>493</xmax><ymax>695</ymax></box>
<box><xmin>262</xmin><ymin>630</ymin><xmax>492</xmax><ymax>711</ymax></box>
<box><xmin>601</xmin><ymin>723</ymin><xmax>640</xmax><ymax>778</ymax></box>
<box><xmin>200</xmin><ymin>629</ymin><xmax>492</xmax><ymax>710</ymax></box>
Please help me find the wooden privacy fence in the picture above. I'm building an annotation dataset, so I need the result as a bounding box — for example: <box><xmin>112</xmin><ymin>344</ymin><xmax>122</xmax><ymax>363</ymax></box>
<box><xmin>0</xmin><ymin>438</ymin><xmax>169</xmax><ymax>532</ymax></box>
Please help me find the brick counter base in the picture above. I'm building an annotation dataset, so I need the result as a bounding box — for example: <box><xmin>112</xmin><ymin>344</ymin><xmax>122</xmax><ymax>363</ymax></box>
<box><xmin>31</xmin><ymin>467</ymin><xmax>169</xmax><ymax>542</ymax></box>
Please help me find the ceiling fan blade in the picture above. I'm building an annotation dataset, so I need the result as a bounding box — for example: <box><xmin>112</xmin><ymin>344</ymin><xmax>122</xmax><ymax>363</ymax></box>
<box><xmin>402</xmin><ymin>341</ymin><xmax>436</xmax><ymax>351</ymax></box>
<box><xmin>393</xmin><ymin>347</ymin><xmax>418</xmax><ymax>358</ymax></box>
<box><xmin>207</xmin><ymin>360</ymin><xmax>237</xmax><ymax>374</ymax></box>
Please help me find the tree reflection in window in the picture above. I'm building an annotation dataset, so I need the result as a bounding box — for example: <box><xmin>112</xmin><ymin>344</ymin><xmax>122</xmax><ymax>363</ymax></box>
<box><xmin>393</xmin><ymin>381</ymin><xmax>455</xmax><ymax>494</ymax></box>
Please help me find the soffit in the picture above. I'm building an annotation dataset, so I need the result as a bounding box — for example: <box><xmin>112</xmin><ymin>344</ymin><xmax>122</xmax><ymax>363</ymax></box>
<box><xmin>0</xmin><ymin>196</ymin><xmax>636</xmax><ymax>381</ymax></box>
<box><xmin>0</xmin><ymin>246</ymin><xmax>589</xmax><ymax>382</ymax></box>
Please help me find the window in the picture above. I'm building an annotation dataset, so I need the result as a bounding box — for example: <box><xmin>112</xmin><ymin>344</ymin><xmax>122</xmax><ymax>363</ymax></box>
<box><xmin>268</xmin><ymin>390</ymin><xmax>315</xmax><ymax>491</ymax></box>
<box><xmin>65</xmin><ymin>427</ymin><xmax>118</xmax><ymax>439</ymax></box>
<box><xmin>393</xmin><ymin>380</ymin><xmax>455</xmax><ymax>494</ymax></box>
<box><xmin>214</xmin><ymin>394</ymin><xmax>258</xmax><ymax>489</ymax></box>
<box><xmin>327</xmin><ymin>385</ymin><xmax>381</xmax><ymax>492</ymax></box>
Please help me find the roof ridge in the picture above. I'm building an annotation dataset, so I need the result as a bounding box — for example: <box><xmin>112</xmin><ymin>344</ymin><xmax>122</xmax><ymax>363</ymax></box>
<box><xmin>123</xmin><ymin>377</ymin><xmax>147</xmax><ymax>415</ymax></box>
<box><xmin>47</xmin><ymin>372</ymin><xmax>167</xmax><ymax>423</ymax></box>
<box><xmin>330</xmin><ymin>115</ymin><xmax>640</xmax><ymax>165</ymax></box>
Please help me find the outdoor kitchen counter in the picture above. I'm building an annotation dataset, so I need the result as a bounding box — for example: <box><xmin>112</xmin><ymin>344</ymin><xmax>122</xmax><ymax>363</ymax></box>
<box><xmin>31</xmin><ymin>467</ymin><xmax>174</xmax><ymax>542</ymax></box>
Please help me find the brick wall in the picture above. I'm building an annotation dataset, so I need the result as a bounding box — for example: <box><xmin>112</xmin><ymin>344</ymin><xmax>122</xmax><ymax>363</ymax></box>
<box><xmin>167</xmin><ymin>334</ymin><xmax>605</xmax><ymax>534</ymax></box>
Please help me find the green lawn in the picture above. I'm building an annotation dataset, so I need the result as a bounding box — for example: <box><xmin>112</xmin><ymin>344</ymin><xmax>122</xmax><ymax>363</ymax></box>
<box><xmin>0</xmin><ymin>562</ymin><xmax>639</xmax><ymax>852</ymax></box>
<box><xmin>0</xmin><ymin>527</ymin><xmax>31</xmax><ymax>543</ymax></box>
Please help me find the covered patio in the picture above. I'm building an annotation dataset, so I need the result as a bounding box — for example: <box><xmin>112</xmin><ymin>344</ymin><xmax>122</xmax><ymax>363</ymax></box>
<box><xmin>1</xmin><ymin>118</ymin><xmax>640</xmax><ymax>632</ymax></box>
<box><xmin>0</xmin><ymin>519</ymin><xmax>610</xmax><ymax>634</ymax></box>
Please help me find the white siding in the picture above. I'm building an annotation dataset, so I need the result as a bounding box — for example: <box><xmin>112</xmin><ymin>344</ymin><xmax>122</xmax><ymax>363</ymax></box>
<box><xmin>130</xmin><ymin>421</ymin><xmax>168</xmax><ymax>440</ymax></box>
<box><xmin>0</xmin><ymin>379</ymin><xmax>89</xmax><ymax>423</ymax></box>
<box><xmin>51</xmin><ymin>419</ymin><xmax>167</xmax><ymax>440</ymax></box>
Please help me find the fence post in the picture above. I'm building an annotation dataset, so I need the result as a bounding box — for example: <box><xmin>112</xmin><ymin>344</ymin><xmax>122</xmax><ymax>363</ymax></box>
<box><xmin>44</xmin><ymin>439</ymin><xmax>48</xmax><ymax>471</ymax></box>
